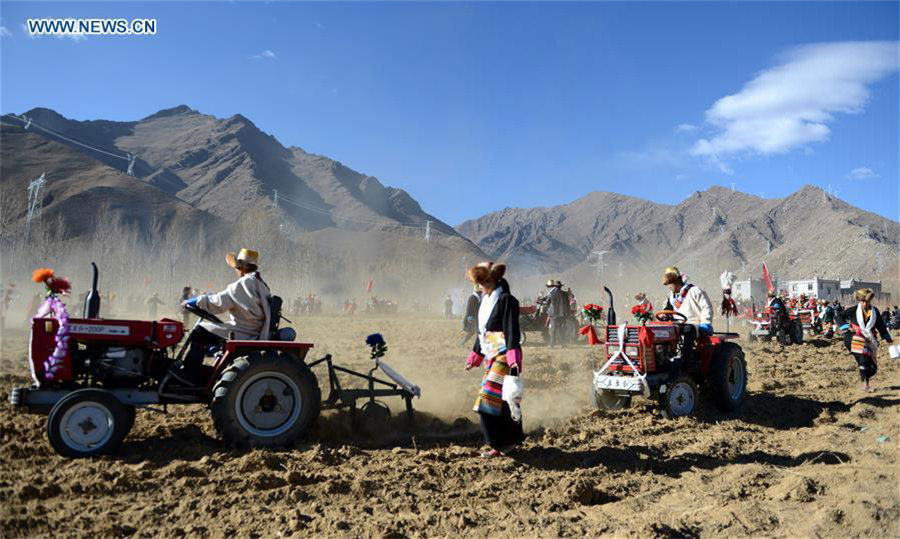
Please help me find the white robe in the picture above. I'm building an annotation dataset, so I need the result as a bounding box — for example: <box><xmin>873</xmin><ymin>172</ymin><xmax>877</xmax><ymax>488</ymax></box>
<box><xmin>196</xmin><ymin>272</ymin><xmax>271</xmax><ymax>340</ymax></box>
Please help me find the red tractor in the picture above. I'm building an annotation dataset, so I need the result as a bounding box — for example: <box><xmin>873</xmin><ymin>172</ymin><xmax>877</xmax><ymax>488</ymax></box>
<box><xmin>591</xmin><ymin>288</ymin><xmax>748</xmax><ymax>418</ymax></box>
<box><xmin>748</xmin><ymin>308</ymin><xmax>803</xmax><ymax>345</ymax></box>
<box><xmin>10</xmin><ymin>264</ymin><xmax>419</xmax><ymax>457</ymax></box>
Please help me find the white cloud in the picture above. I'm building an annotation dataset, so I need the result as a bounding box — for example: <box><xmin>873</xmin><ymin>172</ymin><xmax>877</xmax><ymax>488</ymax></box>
<box><xmin>691</xmin><ymin>41</ymin><xmax>899</xmax><ymax>160</ymax></box>
<box><xmin>20</xmin><ymin>22</ymin><xmax>86</xmax><ymax>42</ymax></box>
<box><xmin>846</xmin><ymin>167</ymin><xmax>879</xmax><ymax>180</ymax></box>
<box><xmin>675</xmin><ymin>123</ymin><xmax>697</xmax><ymax>132</ymax></box>
<box><xmin>251</xmin><ymin>49</ymin><xmax>277</xmax><ymax>60</ymax></box>
<box><xmin>0</xmin><ymin>25</ymin><xmax>11</xmax><ymax>38</ymax></box>
<box><xmin>56</xmin><ymin>32</ymin><xmax>86</xmax><ymax>43</ymax></box>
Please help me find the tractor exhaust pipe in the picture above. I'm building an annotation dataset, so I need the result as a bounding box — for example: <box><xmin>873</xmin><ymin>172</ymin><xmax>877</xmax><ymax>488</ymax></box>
<box><xmin>604</xmin><ymin>286</ymin><xmax>616</xmax><ymax>326</ymax></box>
<box><xmin>83</xmin><ymin>262</ymin><xmax>100</xmax><ymax>319</ymax></box>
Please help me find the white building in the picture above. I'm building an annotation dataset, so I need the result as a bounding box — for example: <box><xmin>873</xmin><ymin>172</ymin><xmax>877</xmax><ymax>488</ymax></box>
<box><xmin>785</xmin><ymin>278</ymin><xmax>841</xmax><ymax>301</ymax></box>
<box><xmin>732</xmin><ymin>279</ymin><xmax>768</xmax><ymax>305</ymax></box>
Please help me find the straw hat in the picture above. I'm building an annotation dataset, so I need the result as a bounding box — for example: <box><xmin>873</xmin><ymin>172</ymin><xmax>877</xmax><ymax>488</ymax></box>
<box><xmin>854</xmin><ymin>288</ymin><xmax>874</xmax><ymax>302</ymax></box>
<box><xmin>662</xmin><ymin>266</ymin><xmax>681</xmax><ymax>285</ymax></box>
<box><xmin>226</xmin><ymin>248</ymin><xmax>259</xmax><ymax>269</ymax></box>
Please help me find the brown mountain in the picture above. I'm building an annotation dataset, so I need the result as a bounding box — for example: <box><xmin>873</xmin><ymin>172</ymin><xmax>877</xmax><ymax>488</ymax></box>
<box><xmin>0</xmin><ymin>107</ymin><xmax>485</xmax><ymax>299</ymax></box>
<box><xmin>0</xmin><ymin>125</ymin><xmax>223</xmax><ymax>241</ymax></box>
<box><xmin>456</xmin><ymin>186</ymin><xmax>900</xmax><ymax>295</ymax></box>
<box><xmin>9</xmin><ymin>106</ymin><xmax>463</xmax><ymax>239</ymax></box>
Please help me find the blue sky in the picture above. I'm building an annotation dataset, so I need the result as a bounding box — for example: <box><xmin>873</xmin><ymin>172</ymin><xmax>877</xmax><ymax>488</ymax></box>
<box><xmin>2</xmin><ymin>1</ymin><xmax>898</xmax><ymax>224</ymax></box>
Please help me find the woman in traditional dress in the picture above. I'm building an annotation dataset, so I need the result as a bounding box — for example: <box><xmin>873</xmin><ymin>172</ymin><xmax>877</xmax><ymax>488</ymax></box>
<box><xmin>465</xmin><ymin>262</ymin><xmax>524</xmax><ymax>458</ymax></box>
<box><xmin>841</xmin><ymin>288</ymin><xmax>893</xmax><ymax>392</ymax></box>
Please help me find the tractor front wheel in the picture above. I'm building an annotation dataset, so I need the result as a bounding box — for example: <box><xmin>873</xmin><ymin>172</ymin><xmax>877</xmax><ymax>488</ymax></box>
<box><xmin>211</xmin><ymin>352</ymin><xmax>321</xmax><ymax>448</ymax></box>
<box><xmin>47</xmin><ymin>389</ymin><xmax>133</xmax><ymax>458</ymax></box>
<box><xmin>660</xmin><ymin>375</ymin><xmax>698</xmax><ymax>419</ymax></box>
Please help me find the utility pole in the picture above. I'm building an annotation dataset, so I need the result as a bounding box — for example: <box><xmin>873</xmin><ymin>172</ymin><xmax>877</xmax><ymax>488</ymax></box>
<box><xmin>272</xmin><ymin>189</ymin><xmax>279</xmax><ymax>208</ymax></box>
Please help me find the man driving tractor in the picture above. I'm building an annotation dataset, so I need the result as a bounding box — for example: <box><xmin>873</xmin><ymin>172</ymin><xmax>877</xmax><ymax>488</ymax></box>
<box><xmin>661</xmin><ymin>266</ymin><xmax>714</xmax><ymax>364</ymax></box>
<box><xmin>172</xmin><ymin>248</ymin><xmax>272</xmax><ymax>385</ymax></box>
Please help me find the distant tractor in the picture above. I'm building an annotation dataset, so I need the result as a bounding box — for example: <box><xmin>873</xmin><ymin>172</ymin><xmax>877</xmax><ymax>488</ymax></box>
<box><xmin>748</xmin><ymin>309</ymin><xmax>803</xmax><ymax>345</ymax></box>
<box><xmin>591</xmin><ymin>288</ymin><xmax>748</xmax><ymax>418</ymax></box>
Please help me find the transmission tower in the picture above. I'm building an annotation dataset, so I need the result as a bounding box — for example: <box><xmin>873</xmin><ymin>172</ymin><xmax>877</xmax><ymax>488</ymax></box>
<box><xmin>26</xmin><ymin>173</ymin><xmax>46</xmax><ymax>232</ymax></box>
<box><xmin>424</xmin><ymin>221</ymin><xmax>432</xmax><ymax>241</ymax></box>
<box><xmin>591</xmin><ymin>250</ymin><xmax>609</xmax><ymax>277</ymax></box>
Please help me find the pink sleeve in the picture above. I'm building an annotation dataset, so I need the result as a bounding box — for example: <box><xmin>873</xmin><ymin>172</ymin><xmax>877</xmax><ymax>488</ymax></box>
<box><xmin>466</xmin><ymin>351</ymin><xmax>484</xmax><ymax>368</ymax></box>
<box><xmin>506</xmin><ymin>348</ymin><xmax>522</xmax><ymax>371</ymax></box>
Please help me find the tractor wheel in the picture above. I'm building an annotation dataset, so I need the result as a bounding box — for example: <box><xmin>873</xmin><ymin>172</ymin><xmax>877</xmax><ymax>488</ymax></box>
<box><xmin>47</xmin><ymin>389</ymin><xmax>132</xmax><ymax>458</ymax></box>
<box><xmin>776</xmin><ymin>326</ymin><xmax>791</xmax><ymax>346</ymax></box>
<box><xmin>211</xmin><ymin>351</ymin><xmax>321</xmax><ymax>448</ymax></box>
<box><xmin>592</xmin><ymin>387</ymin><xmax>631</xmax><ymax>410</ymax></box>
<box><xmin>660</xmin><ymin>375</ymin><xmax>698</xmax><ymax>419</ymax></box>
<box><xmin>708</xmin><ymin>342</ymin><xmax>748</xmax><ymax>411</ymax></box>
<box><xmin>122</xmin><ymin>405</ymin><xmax>136</xmax><ymax>434</ymax></box>
<box><xmin>790</xmin><ymin>319</ymin><xmax>804</xmax><ymax>345</ymax></box>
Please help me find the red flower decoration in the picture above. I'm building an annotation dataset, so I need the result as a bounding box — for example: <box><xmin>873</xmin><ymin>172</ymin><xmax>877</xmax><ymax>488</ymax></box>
<box><xmin>631</xmin><ymin>303</ymin><xmax>653</xmax><ymax>324</ymax></box>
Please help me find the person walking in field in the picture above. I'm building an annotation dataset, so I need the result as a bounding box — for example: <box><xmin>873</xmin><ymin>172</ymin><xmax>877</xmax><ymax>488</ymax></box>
<box><xmin>459</xmin><ymin>286</ymin><xmax>482</xmax><ymax>346</ymax></box>
<box><xmin>465</xmin><ymin>262</ymin><xmax>524</xmax><ymax>458</ymax></box>
<box><xmin>179</xmin><ymin>286</ymin><xmax>194</xmax><ymax>327</ymax></box>
<box><xmin>841</xmin><ymin>288</ymin><xmax>893</xmax><ymax>393</ymax></box>
<box><xmin>444</xmin><ymin>295</ymin><xmax>454</xmax><ymax>318</ymax></box>
<box><xmin>147</xmin><ymin>292</ymin><xmax>165</xmax><ymax>319</ymax></box>
<box><xmin>543</xmin><ymin>279</ymin><xmax>569</xmax><ymax>347</ymax></box>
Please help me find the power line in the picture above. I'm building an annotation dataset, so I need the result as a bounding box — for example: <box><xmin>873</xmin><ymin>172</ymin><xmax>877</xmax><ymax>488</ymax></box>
<box><xmin>276</xmin><ymin>193</ymin><xmax>454</xmax><ymax>236</ymax></box>
<box><xmin>3</xmin><ymin>114</ymin><xmax>131</xmax><ymax>161</ymax></box>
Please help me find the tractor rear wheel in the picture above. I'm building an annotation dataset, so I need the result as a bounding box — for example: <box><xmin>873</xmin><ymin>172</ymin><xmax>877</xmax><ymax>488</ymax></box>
<box><xmin>592</xmin><ymin>387</ymin><xmax>631</xmax><ymax>410</ymax></box>
<box><xmin>47</xmin><ymin>389</ymin><xmax>132</xmax><ymax>458</ymax></box>
<box><xmin>708</xmin><ymin>343</ymin><xmax>748</xmax><ymax>411</ymax></box>
<box><xmin>790</xmin><ymin>319</ymin><xmax>804</xmax><ymax>345</ymax></box>
<box><xmin>211</xmin><ymin>351</ymin><xmax>321</xmax><ymax>448</ymax></box>
<box><xmin>660</xmin><ymin>375</ymin><xmax>698</xmax><ymax>419</ymax></box>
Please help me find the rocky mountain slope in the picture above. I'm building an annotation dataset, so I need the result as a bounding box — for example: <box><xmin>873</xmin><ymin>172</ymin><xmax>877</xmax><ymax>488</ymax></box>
<box><xmin>6</xmin><ymin>106</ymin><xmax>462</xmax><ymax>239</ymax></box>
<box><xmin>456</xmin><ymin>186</ymin><xmax>900</xmax><ymax>294</ymax></box>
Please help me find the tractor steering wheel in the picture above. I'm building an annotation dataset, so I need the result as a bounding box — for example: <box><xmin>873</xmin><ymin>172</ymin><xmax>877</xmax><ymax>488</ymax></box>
<box><xmin>655</xmin><ymin>310</ymin><xmax>688</xmax><ymax>324</ymax></box>
<box><xmin>184</xmin><ymin>303</ymin><xmax>224</xmax><ymax>324</ymax></box>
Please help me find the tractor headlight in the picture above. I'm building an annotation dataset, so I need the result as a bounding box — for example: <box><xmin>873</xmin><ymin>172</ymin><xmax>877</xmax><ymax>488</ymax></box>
<box><xmin>606</xmin><ymin>345</ymin><xmax>620</xmax><ymax>357</ymax></box>
<box><xmin>625</xmin><ymin>346</ymin><xmax>639</xmax><ymax>358</ymax></box>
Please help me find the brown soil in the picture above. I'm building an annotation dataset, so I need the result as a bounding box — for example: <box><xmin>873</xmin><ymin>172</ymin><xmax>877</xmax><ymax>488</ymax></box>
<box><xmin>1</xmin><ymin>316</ymin><xmax>898</xmax><ymax>537</ymax></box>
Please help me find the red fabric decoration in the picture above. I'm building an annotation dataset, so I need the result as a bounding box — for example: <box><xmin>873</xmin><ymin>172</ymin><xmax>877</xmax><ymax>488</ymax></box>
<box><xmin>721</xmin><ymin>297</ymin><xmax>738</xmax><ymax>317</ymax></box>
<box><xmin>579</xmin><ymin>324</ymin><xmax>601</xmax><ymax>345</ymax></box>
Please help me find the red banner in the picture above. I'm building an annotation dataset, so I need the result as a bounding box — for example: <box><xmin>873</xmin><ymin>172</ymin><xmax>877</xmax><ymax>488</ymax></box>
<box><xmin>762</xmin><ymin>263</ymin><xmax>774</xmax><ymax>292</ymax></box>
<box><xmin>366</xmin><ymin>279</ymin><xmax>374</xmax><ymax>293</ymax></box>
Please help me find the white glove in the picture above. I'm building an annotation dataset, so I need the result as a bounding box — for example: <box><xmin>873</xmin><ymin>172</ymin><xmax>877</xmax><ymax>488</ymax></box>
<box><xmin>502</xmin><ymin>374</ymin><xmax>524</xmax><ymax>422</ymax></box>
